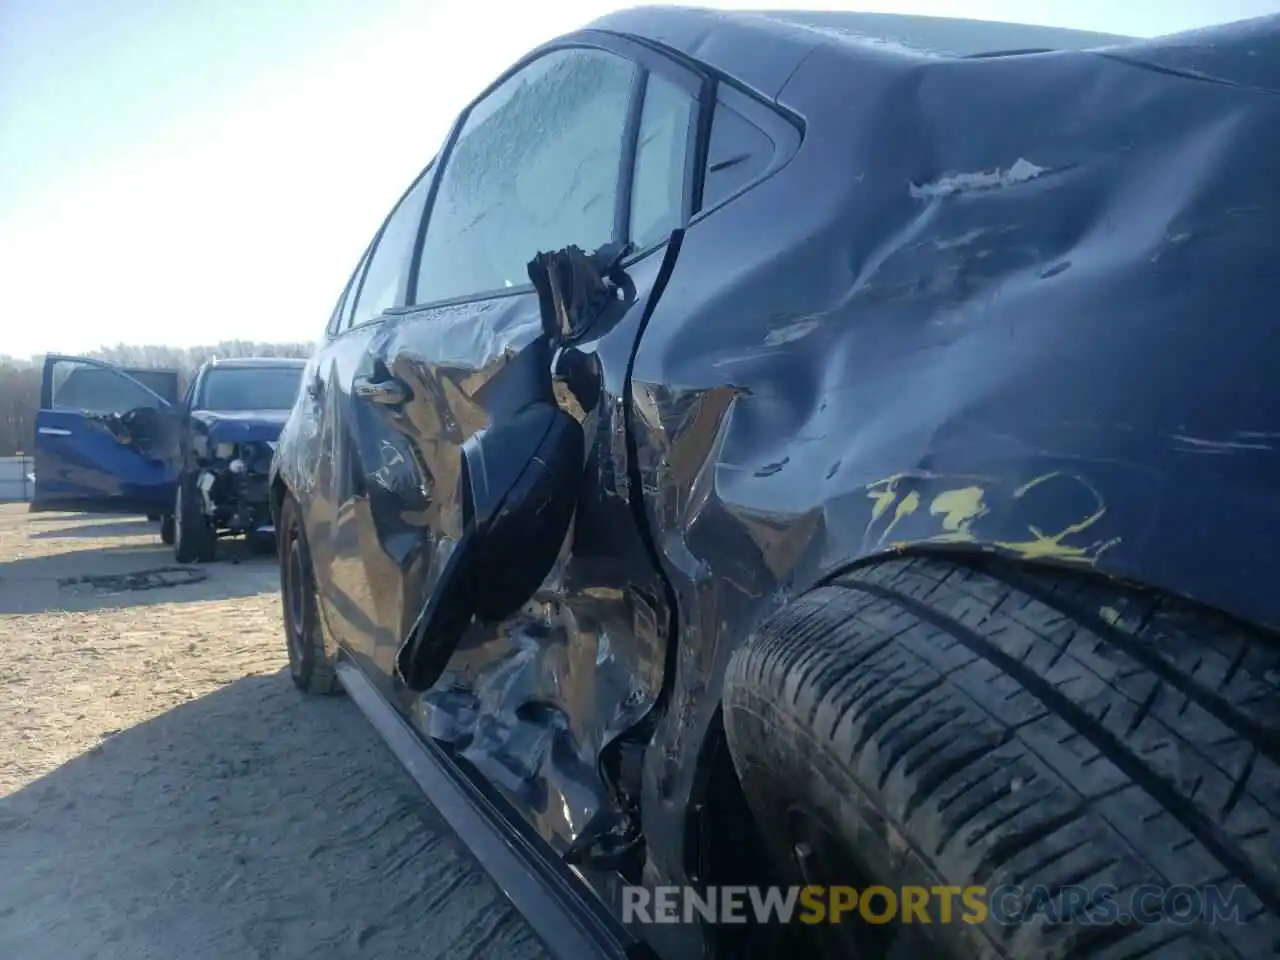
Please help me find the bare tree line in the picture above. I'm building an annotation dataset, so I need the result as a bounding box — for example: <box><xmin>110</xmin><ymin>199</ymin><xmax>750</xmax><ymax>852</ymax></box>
<box><xmin>0</xmin><ymin>341</ymin><xmax>314</xmax><ymax>456</ymax></box>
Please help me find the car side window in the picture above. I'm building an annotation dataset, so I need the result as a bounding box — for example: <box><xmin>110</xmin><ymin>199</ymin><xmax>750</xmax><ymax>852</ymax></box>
<box><xmin>415</xmin><ymin>48</ymin><xmax>638</xmax><ymax>305</ymax></box>
<box><xmin>347</xmin><ymin>166</ymin><xmax>434</xmax><ymax>329</ymax></box>
<box><xmin>701</xmin><ymin>95</ymin><xmax>776</xmax><ymax>211</ymax></box>
<box><xmin>325</xmin><ymin>278</ymin><xmax>348</xmax><ymax>337</ymax></box>
<box><xmin>50</xmin><ymin>360</ymin><xmax>158</xmax><ymax>414</ymax></box>
<box><xmin>628</xmin><ymin>73</ymin><xmax>697</xmax><ymax>252</ymax></box>
<box><xmin>336</xmin><ymin>243</ymin><xmax>374</xmax><ymax>334</ymax></box>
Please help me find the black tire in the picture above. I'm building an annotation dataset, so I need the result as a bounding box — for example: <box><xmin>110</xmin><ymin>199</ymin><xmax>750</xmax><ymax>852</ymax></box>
<box><xmin>723</xmin><ymin>556</ymin><xmax>1280</xmax><ymax>960</ymax></box>
<box><xmin>159</xmin><ymin>513</ymin><xmax>175</xmax><ymax>546</ymax></box>
<box><xmin>146</xmin><ymin>512</ymin><xmax>160</xmax><ymax>522</ymax></box>
<box><xmin>173</xmin><ymin>473</ymin><xmax>216</xmax><ymax>564</ymax></box>
<box><xmin>248</xmin><ymin>529</ymin><xmax>276</xmax><ymax>556</ymax></box>
<box><xmin>279</xmin><ymin>491</ymin><xmax>341</xmax><ymax>695</ymax></box>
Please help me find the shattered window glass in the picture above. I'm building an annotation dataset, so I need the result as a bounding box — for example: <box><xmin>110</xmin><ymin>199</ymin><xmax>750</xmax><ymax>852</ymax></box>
<box><xmin>349</xmin><ymin>164</ymin><xmax>434</xmax><ymax>328</ymax></box>
<box><xmin>629</xmin><ymin>73</ymin><xmax>695</xmax><ymax>252</ymax></box>
<box><xmin>51</xmin><ymin>360</ymin><xmax>160</xmax><ymax>414</ymax></box>
<box><xmin>415</xmin><ymin>49</ymin><xmax>637</xmax><ymax>305</ymax></box>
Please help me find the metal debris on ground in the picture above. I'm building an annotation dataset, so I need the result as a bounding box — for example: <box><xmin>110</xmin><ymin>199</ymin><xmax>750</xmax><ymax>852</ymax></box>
<box><xmin>57</xmin><ymin>567</ymin><xmax>209</xmax><ymax>593</ymax></box>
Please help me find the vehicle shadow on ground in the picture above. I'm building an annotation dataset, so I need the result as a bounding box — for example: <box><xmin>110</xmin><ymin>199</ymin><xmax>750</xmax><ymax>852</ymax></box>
<box><xmin>0</xmin><ymin>668</ymin><xmax>547</xmax><ymax>960</ymax></box>
<box><xmin>26</xmin><ymin>517</ymin><xmax>158</xmax><ymax>540</ymax></box>
<box><xmin>0</xmin><ymin>542</ymin><xmax>279</xmax><ymax>615</ymax></box>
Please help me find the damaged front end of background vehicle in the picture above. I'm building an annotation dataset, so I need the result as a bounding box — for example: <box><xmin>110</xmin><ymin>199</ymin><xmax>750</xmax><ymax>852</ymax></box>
<box><xmin>184</xmin><ymin>412</ymin><xmax>278</xmax><ymax>539</ymax></box>
<box><xmin>172</xmin><ymin>358</ymin><xmax>307</xmax><ymax>563</ymax></box>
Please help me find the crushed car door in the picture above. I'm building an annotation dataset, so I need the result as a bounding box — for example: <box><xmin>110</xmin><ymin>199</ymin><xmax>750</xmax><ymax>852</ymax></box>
<box><xmin>312</xmin><ymin>161</ymin><xmax>440</xmax><ymax>681</ymax></box>
<box><xmin>32</xmin><ymin>355</ymin><xmax>180</xmax><ymax>514</ymax></box>
<box><xmin>334</xmin><ymin>40</ymin><xmax>702</xmax><ymax>855</ymax></box>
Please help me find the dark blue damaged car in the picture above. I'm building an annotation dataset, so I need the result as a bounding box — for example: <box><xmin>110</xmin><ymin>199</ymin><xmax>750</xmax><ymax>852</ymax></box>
<box><xmin>268</xmin><ymin>8</ymin><xmax>1280</xmax><ymax>959</ymax></box>
<box><xmin>31</xmin><ymin>354</ymin><xmax>306</xmax><ymax>561</ymax></box>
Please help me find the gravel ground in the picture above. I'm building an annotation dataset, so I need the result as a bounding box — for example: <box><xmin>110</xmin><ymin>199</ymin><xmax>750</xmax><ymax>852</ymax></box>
<box><xmin>0</xmin><ymin>504</ymin><xmax>548</xmax><ymax>960</ymax></box>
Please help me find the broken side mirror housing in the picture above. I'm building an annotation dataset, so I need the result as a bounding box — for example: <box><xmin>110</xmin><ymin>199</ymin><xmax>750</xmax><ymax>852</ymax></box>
<box><xmin>464</xmin><ymin>402</ymin><xmax>584</xmax><ymax>622</ymax></box>
<box><xmin>396</xmin><ymin>402</ymin><xmax>585</xmax><ymax>691</ymax></box>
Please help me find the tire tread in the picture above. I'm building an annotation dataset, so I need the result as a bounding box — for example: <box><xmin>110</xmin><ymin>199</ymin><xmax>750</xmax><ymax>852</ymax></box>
<box><xmin>722</xmin><ymin>556</ymin><xmax>1280</xmax><ymax>959</ymax></box>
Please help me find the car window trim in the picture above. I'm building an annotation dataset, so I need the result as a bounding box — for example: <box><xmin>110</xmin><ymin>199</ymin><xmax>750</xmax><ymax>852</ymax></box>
<box><xmin>337</xmin><ymin>159</ymin><xmax>436</xmax><ymax>338</ymax></box>
<box><xmin>613</xmin><ymin>68</ymin><xmax>647</xmax><ymax>245</ymax></box>
<box><xmin>326</xmin><ymin>244</ymin><xmax>366</xmax><ymax>339</ymax></box>
<box><xmin>331</xmin><ymin>241</ymin><xmax>375</xmax><ymax>338</ymax></box>
<box><xmin>595</xmin><ymin>30</ymin><xmax>805</xmax><ymax>231</ymax></box>
<box><xmin>621</xmin><ymin>67</ymin><xmax>709</xmax><ymax>263</ymax></box>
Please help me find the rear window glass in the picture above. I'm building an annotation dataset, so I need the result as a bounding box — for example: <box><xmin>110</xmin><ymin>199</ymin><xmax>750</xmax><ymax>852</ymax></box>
<box><xmin>197</xmin><ymin>366</ymin><xmax>304</xmax><ymax>412</ymax></box>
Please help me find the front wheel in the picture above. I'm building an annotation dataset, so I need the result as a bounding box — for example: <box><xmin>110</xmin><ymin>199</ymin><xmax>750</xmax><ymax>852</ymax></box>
<box><xmin>173</xmin><ymin>473</ymin><xmax>215</xmax><ymax>564</ymax></box>
<box><xmin>159</xmin><ymin>513</ymin><xmax>175</xmax><ymax>546</ymax></box>
<box><xmin>722</xmin><ymin>556</ymin><xmax>1280</xmax><ymax>960</ymax></box>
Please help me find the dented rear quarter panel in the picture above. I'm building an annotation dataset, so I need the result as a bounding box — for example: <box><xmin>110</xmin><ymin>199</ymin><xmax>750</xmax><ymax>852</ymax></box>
<box><xmin>630</xmin><ymin>17</ymin><xmax>1280</xmax><ymax>885</ymax></box>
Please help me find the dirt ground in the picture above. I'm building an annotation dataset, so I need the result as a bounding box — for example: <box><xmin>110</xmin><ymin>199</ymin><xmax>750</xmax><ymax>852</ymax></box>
<box><xmin>0</xmin><ymin>504</ymin><xmax>548</xmax><ymax>960</ymax></box>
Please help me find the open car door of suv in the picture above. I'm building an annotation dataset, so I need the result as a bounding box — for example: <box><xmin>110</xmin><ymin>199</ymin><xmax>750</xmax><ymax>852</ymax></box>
<box><xmin>31</xmin><ymin>355</ymin><xmax>181</xmax><ymax>515</ymax></box>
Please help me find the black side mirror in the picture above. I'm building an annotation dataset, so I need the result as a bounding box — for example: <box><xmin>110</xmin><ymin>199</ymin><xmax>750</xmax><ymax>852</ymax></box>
<box><xmin>395</xmin><ymin>247</ymin><xmax>606</xmax><ymax>692</ymax></box>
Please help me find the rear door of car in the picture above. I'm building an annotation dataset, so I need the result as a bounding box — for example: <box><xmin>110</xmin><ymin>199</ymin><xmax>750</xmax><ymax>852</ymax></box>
<box><xmin>32</xmin><ymin>355</ymin><xmax>180</xmax><ymax>514</ymax></box>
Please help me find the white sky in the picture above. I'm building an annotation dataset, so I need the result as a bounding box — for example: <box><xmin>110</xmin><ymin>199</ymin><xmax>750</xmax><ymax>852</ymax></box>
<box><xmin>1</xmin><ymin>0</ymin><xmax>1275</xmax><ymax>360</ymax></box>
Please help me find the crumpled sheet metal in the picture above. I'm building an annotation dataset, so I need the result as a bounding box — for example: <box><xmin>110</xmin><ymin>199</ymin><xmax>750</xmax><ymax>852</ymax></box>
<box><xmin>628</xmin><ymin>17</ymin><xmax>1280</xmax><ymax>883</ymax></box>
<box><xmin>346</xmin><ymin>245</ymin><xmax>675</xmax><ymax>854</ymax></box>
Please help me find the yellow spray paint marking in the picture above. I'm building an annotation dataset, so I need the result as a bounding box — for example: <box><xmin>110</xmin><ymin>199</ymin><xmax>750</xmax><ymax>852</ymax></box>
<box><xmin>1014</xmin><ymin>471</ymin><xmax>1069</xmax><ymax>498</ymax></box>
<box><xmin>868</xmin><ymin>485</ymin><xmax>899</xmax><ymax>523</ymax></box>
<box><xmin>880</xmin><ymin>490</ymin><xmax>920</xmax><ymax>542</ymax></box>
<box><xmin>865</xmin><ymin>475</ymin><xmax>925</xmax><ymax>545</ymax></box>
<box><xmin>993</xmin><ymin>471</ymin><xmax>1120</xmax><ymax>563</ymax></box>
<box><xmin>866</xmin><ymin>470</ymin><xmax>1122</xmax><ymax>566</ymax></box>
<box><xmin>927</xmin><ymin>487</ymin><xmax>988</xmax><ymax>541</ymax></box>
<box><xmin>866</xmin><ymin>473</ymin><xmax>913</xmax><ymax>522</ymax></box>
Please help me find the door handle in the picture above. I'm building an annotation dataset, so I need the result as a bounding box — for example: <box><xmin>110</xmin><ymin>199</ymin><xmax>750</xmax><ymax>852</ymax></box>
<box><xmin>38</xmin><ymin>426</ymin><xmax>72</xmax><ymax>437</ymax></box>
<box><xmin>354</xmin><ymin>375</ymin><xmax>409</xmax><ymax>405</ymax></box>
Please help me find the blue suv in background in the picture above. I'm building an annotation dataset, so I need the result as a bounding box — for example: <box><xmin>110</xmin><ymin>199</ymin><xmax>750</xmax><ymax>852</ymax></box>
<box><xmin>31</xmin><ymin>354</ymin><xmax>305</xmax><ymax>562</ymax></box>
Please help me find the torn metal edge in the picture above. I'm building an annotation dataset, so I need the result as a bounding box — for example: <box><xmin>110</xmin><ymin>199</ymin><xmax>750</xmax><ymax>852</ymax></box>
<box><xmin>335</xmin><ymin>661</ymin><xmax>657</xmax><ymax>960</ymax></box>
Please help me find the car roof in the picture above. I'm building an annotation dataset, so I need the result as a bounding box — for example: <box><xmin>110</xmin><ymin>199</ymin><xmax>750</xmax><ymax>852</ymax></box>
<box><xmin>587</xmin><ymin>6</ymin><xmax>1135</xmax><ymax>98</ymax></box>
<box><xmin>203</xmin><ymin>357</ymin><xmax>308</xmax><ymax>370</ymax></box>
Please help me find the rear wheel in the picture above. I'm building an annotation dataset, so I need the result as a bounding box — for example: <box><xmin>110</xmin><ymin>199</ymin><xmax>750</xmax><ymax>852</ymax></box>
<box><xmin>173</xmin><ymin>474</ymin><xmax>215</xmax><ymax>563</ymax></box>
<box><xmin>723</xmin><ymin>556</ymin><xmax>1280</xmax><ymax>960</ymax></box>
<box><xmin>279</xmin><ymin>490</ymin><xmax>340</xmax><ymax>695</ymax></box>
<box><xmin>159</xmin><ymin>513</ymin><xmax>175</xmax><ymax>546</ymax></box>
